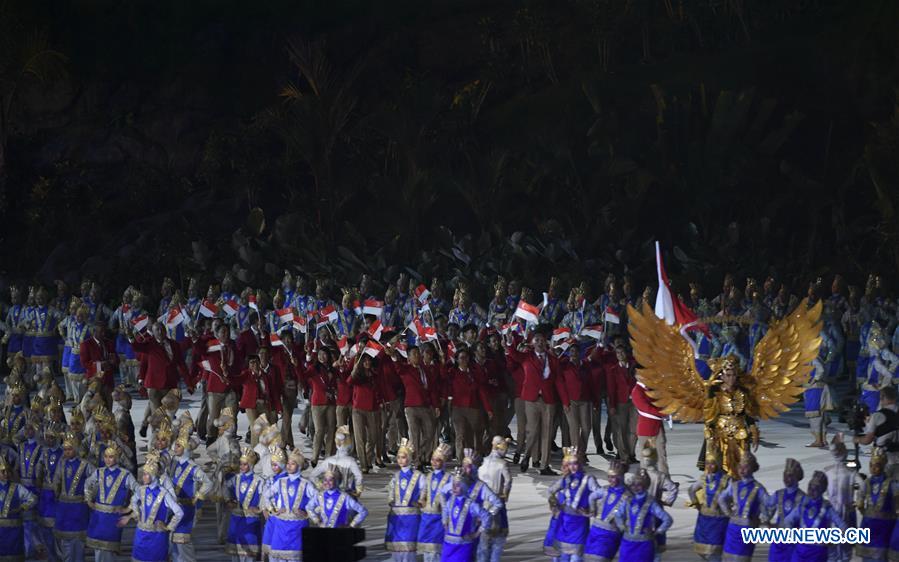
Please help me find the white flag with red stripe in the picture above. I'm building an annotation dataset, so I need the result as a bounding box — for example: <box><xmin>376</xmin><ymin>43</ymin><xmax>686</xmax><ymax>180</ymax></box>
<box><xmin>166</xmin><ymin>307</ymin><xmax>184</xmax><ymax>329</ymax></box>
<box><xmin>276</xmin><ymin>308</ymin><xmax>294</xmax><ymax>324</ymax></box>
<box><xmin>131</xmin><ymin>314</ymin><xmax>149</xmax><ymax>332</ymax></box>
<box><xmin>223</xmin><ymin>300</ymin><xmax>239</xmax><ymax>317</ymax></box>
<box><xmin>269</xmin><ymin>333</ymin><xmax>284</xmax><ymax>347</ymax></box>
<box><xmin>199</xmin><ymin>300</ymin><xmax>218</xmax><ymax>318</ymax></box>
<box><xmin>514</xmin><ymin>301</ymin><xmax>541</xmax><ymax>323</ymax></box>
<box><xmin>581</xmin><ymin>325</ymin><xmax>604</xmax><ymax>340</ymax></box>
<box><xmin>363</xmin><ymin>340</ymin><xmax>384</xmax><ymax>358</ymax></box>
<box><xmin>207</xmin><ymin>338</ymin><xmax>223</xmax><ymax>352</ymax></box>
<box><xmin>394</xmin><ymin>341</ymin><xmax>408</xmax><ymax>358</ymax></box>
<box><xmin>603</xmin><ymin>306</ymin><xmax>620</xmax><ymax>325</ymax></box>
<box><xmin>362</xmin><ymin>299</ymin><xmax>384</xmax><ymax>317</ymax></box>
<box><xmin>320</xmin><ymin>305</ymin><xmax>338</xmax><ymax>323</ymax></box>
<box><xmin>353</xmin><ymin>300</ymin><xmax>362</xmax><ymax>315</ymax></box>
<box><xmin>367</xmin><ymin>319</ymin><xmax>383</xmax><ymax>341</ymax></box>
<box><xmin>248</xmin><ymin>294</ymin><xmax>258</xmax><ymax>311</ymax></box>
<box><xmin>293</xmin><ymin>317</ymin><xmax>307</xmax><ymax>334</ymax></box>
<box><xmin>653</xmin><ymin>241</ymin><xmax>705</xmax><ymax>333</ymax></box>
<box><xmin>552</xmin><ymin>327</ymin><xmax>571</xmax><ymax>343</ymax></box>
<box><xmin>337</xmin><ymin>336</ymin><xmax>349</xmax><ymax>356</ymax></box>
<box><xmin>414</xmin><ymin>284</ymin><xmax>430</xmax><ymax>304</ymax></box>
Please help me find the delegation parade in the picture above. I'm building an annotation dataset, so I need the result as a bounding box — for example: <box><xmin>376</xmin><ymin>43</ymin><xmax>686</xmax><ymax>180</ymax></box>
<box><xmin>4</xmin><ymin>251</ymin><xmax>899</xmax><ymax>562</ymax></box>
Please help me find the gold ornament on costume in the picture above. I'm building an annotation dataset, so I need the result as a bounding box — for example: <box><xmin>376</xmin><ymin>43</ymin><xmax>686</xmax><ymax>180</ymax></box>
<box><xmin>432</xmin><ymin>443</ymin><xmax>452</xmax><ymax>461</ymax></box>
<box><xmin>269</xmin><ymin>445</ymin><xmax>286</xmax><ymax>465</ymax></box>
<box><xmin>143</xmin><ymin>450</ymin><xmax>162</xmax><ymax>477</ymax></box>
<box><xmin>240</xmin><ymin>445</ymin><xmax>258</xmax><ymax>466</ymax></box>
<box><xmin>562</xmin><ymin>446</ymin><xmax>580</xmax><ymax>463</ymax></box>
<box><xmin>63</xmin><ymin>431</ymin><xmax>81</xmax><ymax>449</ymax></box>
<box><xmin>627</xmin><ymin>299</ymin><xmax>822</xmax><ymax>478</ymax></box>
<box><xmin>397</xmin><ymin>438</ymin><xmax>414</xmax><ymax>458</ymax></box>
<box><xmin>287</xmin><ymin>447</ymin><xmax>304</xmax><ymax>467</ymax></box>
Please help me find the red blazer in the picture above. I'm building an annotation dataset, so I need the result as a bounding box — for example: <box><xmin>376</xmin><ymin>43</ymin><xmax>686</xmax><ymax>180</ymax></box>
<box><xmin>445</xmin><ymin>366</ymin><xmax>493</xmax><ymax>412</ymax></box>
<box><xmin>393</xmin><ymin>361</ymin><xmax>439</xmax><ymax>408</ymax></box>
<box><xmin>80</xmin><ymin>337</ymin><xmax>119</xmax><ymax>388</ymax></box>
<box><xmin>237</xmin><ymin>368</ymin><xmax>270</xmax><ymax>409</ymax></box>
<box><xmin>603</xmin><ymin>355</ymin><xmax>636</xmax><ymax>409</ymax></box>
<box><xmin>259</xmin><ymin>363</ymin><xmax>283</xmax><ymax>412</ymax></box>
<box><xmin>130</xmin><ymin>336</ymin><xmax>188</xmax><ymax>390</ymax></box>
<box><xmin>271</xmin><ymin>344</ymin><xmax>302</xmax><ymax>388</ymax></box>
<box><xmin>631</xmin><ymin>383</ymin><xmax>664</xmax><ymax>437</ymax></box>
<box><xmin>559</xmin><ymin>360</ymin><xmax>595</xmax><ymax>404</ymax></box>
<box><xmin>505</xmin><ymin>346</ymin><xmax>569</xmax><ymax>407</ymax></box>
<box><xmin>377</xmin><ymin>361</ymin><xmax>401</xmax><ymax>403</ymax></box>
<box><xmin>300</xmin><ymin>362</ymin><xmax>338</xmax><ymax>406</ymax></box>
<box><xmin>346</xmin><ymin>363</ymin><xmax>382</xmax><ymax>412</ymax></box>
<box><xmin>236</xmin><ymin>328</ymin><xmax>264</xmax><ymax>368</ymax></box>
<box><xmin>198</xmin><ymin>340</ymin><xmax>238</xmax><ymax>393</ymax></box>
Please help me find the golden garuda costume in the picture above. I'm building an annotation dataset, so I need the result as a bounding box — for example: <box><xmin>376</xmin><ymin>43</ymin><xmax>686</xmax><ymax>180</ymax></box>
<box><xmin>627</xmin><ymin>299</ymin><xmax>822</xmax><ymax>477</ymax></box>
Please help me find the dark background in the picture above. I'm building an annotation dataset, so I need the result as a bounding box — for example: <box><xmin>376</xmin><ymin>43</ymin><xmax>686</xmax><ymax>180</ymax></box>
<box><xmin>1</xmin><ymin>0</ymin><xmax>897</xmax><ymax>299</ymax></box>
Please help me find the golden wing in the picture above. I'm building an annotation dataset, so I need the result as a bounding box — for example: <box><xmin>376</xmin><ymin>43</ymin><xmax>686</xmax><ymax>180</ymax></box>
<box><xmin>746</xmin><ymin>298</ymin><xmax>822</xmax><ymax>420</ymax></box>
<box><xmin>627</xmin><ymin>302</ymin><xmax>708</xmax><ymax>422</ymax></box>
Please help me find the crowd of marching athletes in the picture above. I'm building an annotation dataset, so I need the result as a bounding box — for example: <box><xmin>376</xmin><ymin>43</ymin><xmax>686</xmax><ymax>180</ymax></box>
<box><xmin>0</xmin><ymin>269</ymin><xmax>898</xmax><ymax>561</ymax></box>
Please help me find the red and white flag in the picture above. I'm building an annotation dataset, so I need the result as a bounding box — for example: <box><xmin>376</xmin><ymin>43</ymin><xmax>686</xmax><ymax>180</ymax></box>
<box><xmin>269</xmin><ymin>333</ymin><xmax>284</xmax><ymax>347</ymax></box>
<box><xmin>337</xmin><ymin>336</ymin><xmax>349</xmax><ymax>356</ymax></box>
<box><xmin>200</xmin><ymin>359</ymin><xmax>213</xmax><ymax>372</ymax></box>
<box><xmin>199</xmin><ymin>300</ymin><xmax>218</xmax><ymax>318</ymax></box>
<box><xmin>293</xmin><ymin>317</ymin><xmax>307</xmax><ymax>334</ymax></box>
<box><xmin>367</xmin><ymin>319</ymin><xmax>383</xmax><ymax>341</ymax></box>
<box><xmin>320</xmin><ymin>305</ymin><xmax>339</xmax><ymax>323</ymax></box>
<box><xmin>552</xmin><ymin>327</ymin><xmax>571</xmax><ymax>343</ymax></box>
<box><xmin>362</xmin><ymin>299</ymin><xmax>384</xmax><ymax>317</ymax></box>
<box><xmin>353</xmin><ymin>300</ymin><xmax>362</xmax><ymax>315</ymax></box>
<box><xmin>653</xmin><ymin>241</ymin><xmax>705</xmax><ymax>333</ymax></box>
<box><xmin>363</xmin><ymin>340</ymin><xmax>384</xmax><ymax>358</ymax></box>
<box><xmin>603</xmin><ymin>306</ymin><xmax>620</xmax><ymax>325</ymax></box>
<box><xmin>248</xmin><ymin>294</ymin><xmax>258</xmax><ymax>311</ymax></box>
<box><xmin>223</xmin><ymin>300</ymin><xmax>239</xmax><ymax>317</ymax></box>
<box><xmin>276</xmin><ymin>308</ymin><xmax>294</xmax><ymax>324</ymax></box>
<box><xmin>414</xmin><ymin>284</ymin><xmax>430</xmax><ymax>304</ymax></box>
<box><xmin>418</xmin><ymin>302</ymin><xmax>431</xmax><ymax>315</ymax></box>
<box><xmin>131</xmin><ymin>314</ymin><xmax>149</xmax><ymax>332</ymax></box>
<box><xmin>166</xmin><ymin>307</ymin><xmax>184</xmax><ymax>329</ymax></box>
<box><xmin>514</xmin><ymin>301</ymin><xmax>540</xmax><ymax>323</ymax></box>
<box><xmin>422</xmin><ymin>326</ymin><xmax>438</xmax><ymax>341</ymax></box>
<box><xmin>207</xmin><ymin>338</ymin><xmax>223</xmax><ymax>352</ymax></box>
<box><xmin>394</xmin><ymin>341</ymin><xmax>408</xmax><ymax>358</ymax></box>
<box><xmin>581</xmin><ymin>325</ymin><xmax>604</xmax><ymax>340</ymax></box>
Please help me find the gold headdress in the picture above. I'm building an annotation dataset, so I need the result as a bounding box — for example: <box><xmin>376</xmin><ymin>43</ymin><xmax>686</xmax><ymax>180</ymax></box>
<box><xmin>63</xmin><ymin>431</ymin><xmax>81</xmax><ymax>449</ymax></box>
<box><xmin>738</xmin><ymin>450</ymin><xmax>759</xmax><ymax>473</ymax></box>
<box><xmin>156</xmin><ymin>416</ymin><xmax>174</xmax><ymax>445</ymax></box>
<box><xmin>92</xmin><ymin>404</ymin><xmax>114</xmax><ymax>427</ymax></box>
<box><xmin>104</xmin><ymin>442</ymin><xmax>121</xmax><ymax>460</ymax></box>
<box><xmin>461</xmin><ymin>448</ymin><xmax>481</xmax><ymax>467</ymax></box>
<box><xmin>783</xmin><ymin>458</ymin><xmax>804</xmax><ymax>481</ymax></box>
<box><xmin>871</xmin><ymin>447</ymin><xmax>888</xmax><ymax>468</ymax></box>
<box><xmin>69</xmin><ymin>408</ymin><xmax>85</xmax><ymax>428</ymax></box>
<box><xmin>397</xmin><ymin>437</ymin><xmax>414</xmax><ymax>459</ymax></box>
<box><xmin>548</xmin><ymin>276</ymin><xmax>560</xmax><ymax>291</ymax></box>
<box><xmin>143</xmin><ymin>450</ymin><xmax>162</xmax><ymax>477</ymax></box>
<box><xmin>491</xmin><ymin>436</ymin><xmax>510</xmax><ymax>453</ymax></box>
<box><xmin>269</xmin><ymin>445</ymin><xmax>286</xmax><ymax>466</ymax></box>
<box><xmin>562</xmin><ymin>446</ymin><xmax>580</xmax><ymax>463</ymax></box>
<box><xmin>809</xmin><ymin>470</ymin><xmax>828</xmax><ymax>491</ymax></box>
<box><xmin>334</xmin><ymin>425</ymin><xmax>351</xmax><ymax>448</ymax></box>
<box><xmin>174</xmin><ymin>424</ymin><xmax>196</xmax><ymax>452</ymax></box>
<box><xmin>633</xmin><ymin>468</ymin><xmax>651</xmax><ymax>487</ymax></box>
<box><xmin>287</xmin><ymin>447</ymin><xmax>304</xmax><ymax>467</ymax></box>
<box><xmin>607</xmin><ymin>459</ymin><xmax>627</xmax><ymax>477</ymax></box>
<box><xmin>432</xmin><ymin>443</ymin><xmax>452</xmax><ymax>462</ymax></box>
<box><xmin>240</xmin><ymin>445</ymin><xmax>258</xmax><ymax>466</ymax></box>
<box><xmin>0</xmin><ymin>455</ymin><xmax>9</xmax><ymax>473</ymax></box>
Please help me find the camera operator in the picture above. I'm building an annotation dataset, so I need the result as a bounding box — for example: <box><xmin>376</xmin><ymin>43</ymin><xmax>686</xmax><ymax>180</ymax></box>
<box><xmin>854</xmin><ymin>385</ymin><xmax>899</xmax><ymax>476</ymax></box>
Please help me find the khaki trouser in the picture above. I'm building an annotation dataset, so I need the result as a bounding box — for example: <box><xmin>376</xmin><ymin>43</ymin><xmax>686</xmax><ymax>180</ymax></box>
<box><xmin>514</xmin><ymin>398</ymin><xmax>527</xmax><ymax>455</ymax></box>
<box><xmin>196</xmin><ymin>383</ymin><xmax>209</xmax><ymax>439</ymax></box>
<box><xmin>281</xmin><ymin>383</ymin><xmax>299</xmax><ymax>448</ymax></box>
<box><xmin>141</xmin><ymin>388</ymin><xmax>167</xmax><ymax>428</ymax></box>
<box><xmin>246</xmin><ymin>400</ymin><xmax>271</xmax><ymax>446</ymax></box>
<box><xmin>206</xmin><ymin>391</ymin><xmax>237</xmax><ymax>441</ymax></box>
<box><xmin>452</xmin><ymin>406</ymin><xmax>482</xmax><ymax>461</ymax></box>
<box><xmin>352</xmin><ymin>409</ymin><xmax>380</xmax><ymax>470</ymax></box>
<box><xmin>636</xmin><ymin>425</ymin><xmax>669</xmax><ymax>475</ymax></box>
<box><xmin>336</xmin><ymin>404</ymin><xmax>352</xmax><ymax>429</ymax></box>
<box><xmin>613</xmin><ymin>401</ymin><xmax>637</xmax><ymax>461</ymax></box>
<box><xmin>565</xmin><ymin>400</ymin><xmax>592</xmax><ymax>459</ymax></box>
<box><xmin>311</xmin><ymin>405</ymin><xmax>336</xmax><ymax>460</ymax></box>
<box><xmin>405</xmin><ymin>406</ymin><xmax>435</xmax><ymax>465</ymax></box>
<box><xmin>524</xmin><ymin>398</ymin><xmax>557</xmax><ymax>468</ymax></box>
<box><xmin>383</xmin><ymin>398</ymin><xmax>404</xmax><ymax>453</ymax></box>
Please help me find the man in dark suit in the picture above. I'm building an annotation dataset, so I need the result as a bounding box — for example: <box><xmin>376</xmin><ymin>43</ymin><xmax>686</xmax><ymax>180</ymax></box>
<box><xmin>80</xmin><ymin>319</ymin><xmax>119</xmax><ymax>396</ymax></box>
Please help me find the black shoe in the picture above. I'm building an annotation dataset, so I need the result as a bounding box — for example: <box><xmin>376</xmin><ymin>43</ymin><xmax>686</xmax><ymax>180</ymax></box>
<box><xmin>311</xmin><ymin>460</ymin><xmax>317</xmax><ymax>468</ymax></box>
<box><xmin>139</xmin><ymin>426</ymin><xmax>147</xmax><ymax>438</ymax></box>
<box><xmin>539</xmin><ymin>466</ymin><xmax>558</xmax><ymax>476</ymax></box>
<box><xmin>512</xmin><ymin>453</ymin><xmax>521</xmax><ymax>464</ymax></box>
<box><xmin>533</xmin><ymin>460</ymin><xmax>541</xmax><ymax>468</ymax></box>
<box><xmin>519</xmin><ymin>458</ymin><xmax>529</xmax><ymax>473</ymax></box>
<box><xmin>604</xmin><ymin>439</ymin><xmax>614</xmax><ymax>451</ymax></box>
<box><xmin>550</xmin><ymin>442</ymin><xmax>560</xmax><ymax>452</ymax></box>
<box><xmin>376</xmin><ymin>461</ymin><xmax>386</xmax><ymax>468</ymax></box>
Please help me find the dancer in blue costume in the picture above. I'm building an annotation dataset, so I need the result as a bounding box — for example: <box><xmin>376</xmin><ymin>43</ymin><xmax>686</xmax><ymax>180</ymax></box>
<box><xmin>418</xmin><ymin>443</ymin><xmax>453</xmax><ymax>562</ymax></box>
<box><xmin>85</xmin><ymin>441</ymin><xmax>138</xmax><ymax>561</ymax></box>
<box><xmin>36</xmin><ymin>422</ymin><xmax>64</xmax><ymax>562</ymax></box>
<box><xmin>476</xmin><ymin>436</ymin><xmax>513</xmax><ymax>562</ymax></box>
<box><xmin>584</xmin><ymin>459</ymin><xmax>629</xmax><ymax>562</ymax></box>
<box><xmin>52</xmin><ymin>431</ymin><xmax>94</xmax><ymax>562</ymax></box>
<box><xmin>441</xmin><ymin>468</ymin><xmax>492</xmax><ymax>562</ymax></box>
<box><xmin>225</xmin><ymin>446</ymin><xmax>266</xmax><ymax>562</ymax></box>
<box><xmin>784</xmin><ymin>471</ymin><xmax>846</xmax><ymax>562</ymax></box>
<box><xmin>262</xmin><ymin>445</ymin><xmax>288</xmax><ymax>558</ymax></box>
<box><xmin>765</xmin><ymin>458</ymin><xmax>806</xmax><ymax>562</ymax></box>
<box><xmin>0</xmin><ymin>454</ymin><xmax>37</xmax><ymax>562</ymax></box>
<box><xmin>614</xmin><ymin>469</ymin><xmax>672</xmax><ymax>562</ymax></box>
<box><xmin>119</xmin><ymin>449</ymin><xmax>184</xmax><ymax>562</ymax></box>
<box><xmin>167</xmin><ymin>424</ymin><xmax>212</xmax><ymax>562</ymax></box>
<box><xmin>313</xmin><ymin>469</ymin><xmax>368</xmax><ymax>528</ymax></box>
<box><xmin>386</xmin><ymin>438</ymin><xmax>423</xmax><ymax>561</ymax></box>
<box><xmin>16</xmin><ymin>414</ymin><xmax>42</xmax><ymax>559</ymax></box>
<box><xmin>858</xmin><ymin>447</ymin><xmax>897</xmax><ymax>561</ymax></box>
<box><xmin>549</xmin><ymin>447</ymin><xmax>598</xmax><ymax>561</ymax></box>
<box><xmin>804</xmin><ymin>356</ymin><xmax>831</xmax><ymax>448</ymax></box>
<box><xmin>267</xmin><ymin>447</ymin><xmax>318</xmax><ymax>562</ymax></box>
<box><xmin>687</xmin><ymin>446</ymin><xmax>730</xmax><ymax>561</ymax></box>
<box><xmin>717</xmin><ymin>451</ymin><xmax>769</xmax><ymax>562</ymax></box>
